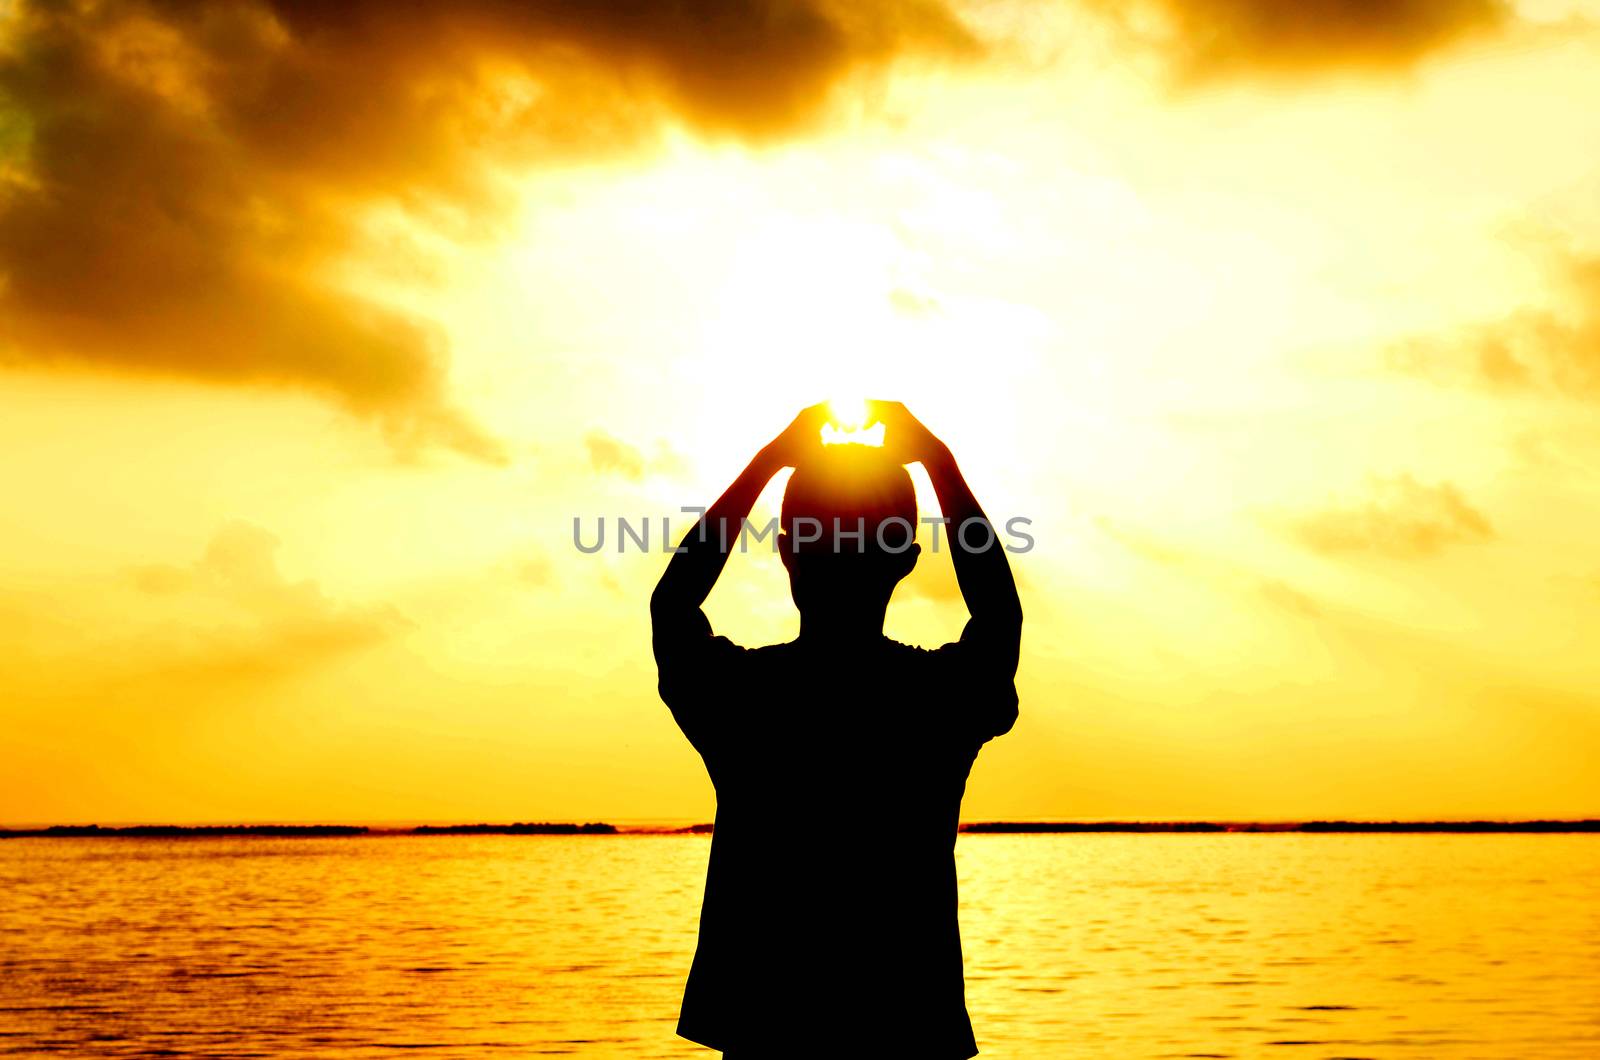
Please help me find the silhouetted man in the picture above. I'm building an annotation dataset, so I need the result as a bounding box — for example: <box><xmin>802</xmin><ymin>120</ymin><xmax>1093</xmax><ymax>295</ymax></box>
<box><xmin>652</xmin><ymin>401</ymin><xmax>1022</xmax><ymax>1058</ymax></box>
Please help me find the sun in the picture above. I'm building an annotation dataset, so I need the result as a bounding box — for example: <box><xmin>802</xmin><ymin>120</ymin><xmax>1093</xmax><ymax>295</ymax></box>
<box><xmin>822</xmin><ymin>396</ymin><xmax>885</xmax><ymax>447</ymax></box>
<box><xmin>827</xmin><ymin>396</ymin><xmax>871</xmax><ymax>431</ymax></box>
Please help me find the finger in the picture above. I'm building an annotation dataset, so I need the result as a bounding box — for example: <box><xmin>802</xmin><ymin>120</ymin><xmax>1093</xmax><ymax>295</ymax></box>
<box><xmin>864</xmin><ymin>399</ymin><xmax>900</xmax><ymax>426</ymax></box>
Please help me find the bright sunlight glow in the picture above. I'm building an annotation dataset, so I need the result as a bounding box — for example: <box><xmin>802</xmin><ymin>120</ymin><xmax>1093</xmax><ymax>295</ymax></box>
<box><xmin>821</xmin><ymin>422</ymin><xmax>886</xmax><ymax>447</ymax></box>
<box><xmin>827</xmin><ymin>396</ymin><xmax>872</xmax><ymax>431</ymax></box>
<box><xmin>822</xmin><ymin>396</ymin><xmax>884</xmax><ymax>446</ymax></box>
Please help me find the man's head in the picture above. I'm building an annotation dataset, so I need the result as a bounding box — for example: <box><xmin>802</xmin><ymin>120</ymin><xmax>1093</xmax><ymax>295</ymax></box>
<box><xmin>779</xmin><ymin>444</ymin><xmax>920</xmax><ymax>621</ymax></box>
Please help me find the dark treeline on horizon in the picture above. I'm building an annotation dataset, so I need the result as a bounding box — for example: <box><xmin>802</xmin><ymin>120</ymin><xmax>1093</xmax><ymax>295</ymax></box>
<box><xmin>0</xmin><ymin>822</ymin><xmax>621</xmax><ymax>838</ymax></box>
<box><xmin>3</xmin><ymin>819</ymin><xmax>1597</xmax><ymax>839</ymax></box>
<box><xmin>0</xmin><ymin>824</ymin><xmax>371</xmax><ymax>838</ymax></box>
<box><xmin>410</xmin><ymin>822</ymin><xmax>619</xmax><ymax>835</ymax></box>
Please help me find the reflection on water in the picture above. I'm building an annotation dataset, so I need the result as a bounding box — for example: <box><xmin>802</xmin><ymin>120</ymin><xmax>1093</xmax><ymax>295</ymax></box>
<box><xmin>1</xmin><ymin>834</ymin><xmax>1597</xmax><ymax>1057</ymax></box>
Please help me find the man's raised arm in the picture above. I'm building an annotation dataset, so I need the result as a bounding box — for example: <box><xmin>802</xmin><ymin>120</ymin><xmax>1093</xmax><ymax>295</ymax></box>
<box><xmin>650</xmin><ymin>404</ymin><xmax>826</xmax><ymax>629</ymax></box>
<box><xmin>876</xmin><ymin>401</ymin><xmax>1023</xmax><ymax>673</ymax></box>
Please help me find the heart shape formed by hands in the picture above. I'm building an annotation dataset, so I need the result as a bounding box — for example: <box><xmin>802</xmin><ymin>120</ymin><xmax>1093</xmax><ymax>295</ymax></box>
<box><xmin>820</xmin><ymin>396</ymin><xmax>885</xmax><ymax>447</ymax></box>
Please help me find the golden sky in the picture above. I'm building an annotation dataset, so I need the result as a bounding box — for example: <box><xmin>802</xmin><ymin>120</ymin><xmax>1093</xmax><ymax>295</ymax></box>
<box><xmin>4</xmin><ymin>0</ymin><xmax>1600</xmax><ymax>824</ymax></box>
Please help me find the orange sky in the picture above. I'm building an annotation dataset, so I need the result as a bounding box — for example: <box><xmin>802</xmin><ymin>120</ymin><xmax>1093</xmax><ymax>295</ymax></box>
<box><xmin>3</xmin><ymin>0</ymin><xmax>1599</xmax><ymax>824</ymax></box>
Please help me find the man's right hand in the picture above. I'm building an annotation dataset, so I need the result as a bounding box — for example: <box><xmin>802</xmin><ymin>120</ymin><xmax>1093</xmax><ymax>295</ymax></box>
<box><xmin>761</xmin><ymin>403</ymin><xmax>829</xmax><ymax>470</ymax></box>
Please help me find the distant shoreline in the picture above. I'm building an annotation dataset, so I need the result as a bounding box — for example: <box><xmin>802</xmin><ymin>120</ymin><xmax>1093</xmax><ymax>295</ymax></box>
<box><xmin>3</xmin><ymin>819</ymin><xmax>1598</xmax><ymax>838</ymax></box>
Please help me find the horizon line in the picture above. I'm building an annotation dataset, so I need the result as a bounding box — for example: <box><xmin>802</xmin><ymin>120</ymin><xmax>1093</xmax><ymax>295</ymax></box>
<box><xmin>5</xmin><ymin>811</ymin><xmax>1600</xmax><ymax>829</ymax></box>
<box><xmin>4</xmin><ymin>817</ymin><xmax>1599</xmax><ymax>838</ymax></box>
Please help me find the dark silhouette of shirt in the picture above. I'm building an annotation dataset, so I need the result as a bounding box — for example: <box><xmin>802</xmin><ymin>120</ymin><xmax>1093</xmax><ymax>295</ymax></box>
<box><xmin>656</xmin><ymin>609</ymin><xmax>1018</xmax><ymax>1057</ymax></box>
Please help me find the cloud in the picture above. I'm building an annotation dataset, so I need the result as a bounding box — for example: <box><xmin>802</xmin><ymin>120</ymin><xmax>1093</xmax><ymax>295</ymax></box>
<box><xmin>1094</xmin><ymin>515</ymin><xmax>1329</xmax><ymax>618</ymax></box>
<box><xmin>128</xmin><ymin>520</ymin><xmax>407</xmax><ymax>677</ymax></box>
<box><xmin>516</xmin><ymin>555</ymin><xmax>555</xmax><ymax>588</ymax></box>
<box><xmin>1093</xmin><ymin>516</ymin><xmax>1190</xmax><ymax>567</ymax></box>
<box><xmin>1095</xmin><ymin>0</ymin><xmax>1506</xmax><ymax>82</ymax></box>
<box><xmin>889</xmin><ymin>287</ymin><xmax>940</xmax><ymax>315</ymax></box>
<box><xmin>1287</xmin><ymin>474</ymin><xmax>1494</xmax><ymax>558</ymax></box>
<box><xmin>585</xmin><ymin>432</ymin><xmax>649</xmax><ymax>480</ymax></box>
<box><xmin>585</xmin><ymin>430</ymin><xmax>687</xmax><ymax>481</ymax></box>
<box><xmin>1386</xmin><ymin>250</ymin><xmax>1600</xmax><ymax>402</ymax></box>
<box><xmin>1257</xmin><ymin>578</ymin><xmax>1323</xmax><ymax>618</ymax></box>
<box><xmin>0</xmin><ymin>1</ymin><xmax>975</xmax><ymax>459</ymax></box>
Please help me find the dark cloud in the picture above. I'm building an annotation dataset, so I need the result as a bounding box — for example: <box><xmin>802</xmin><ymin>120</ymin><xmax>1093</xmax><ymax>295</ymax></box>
<box><xmin>1098</xmin><ymin>0</ymin><xmax>1506</xmax><ymax>81</ymax></box>
<box><xmin>1288</xmin><ymin>474</ymin><xmax>1494</xmax><ymax>558</ymax></box>
<box><xmin>0</xmin><ymin>1</ymin><xmax>974</xmax><ymax>459</ymax></box>
<box><xmin>1387</xmin><ymin>251</ymin><xmax>1600</xmax><ymax>402</ymax></box>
